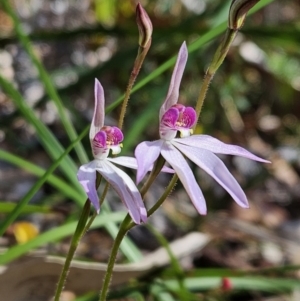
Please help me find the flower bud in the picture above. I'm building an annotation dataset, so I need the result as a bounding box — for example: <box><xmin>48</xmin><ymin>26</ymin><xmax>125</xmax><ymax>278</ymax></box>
<box><xmin>136</xmin><ymin>3</ymin><xmax>153</xmax><ymax>48</ymax></box>
<box><xmin>221</xmin><ymin>277</ymin><xmax>233</xmax><ymax>291</ymax></box>
<box><xmin>229</xmin><ymin>0</ymin><xmax>260</xmax><ymax>30</ymax></box>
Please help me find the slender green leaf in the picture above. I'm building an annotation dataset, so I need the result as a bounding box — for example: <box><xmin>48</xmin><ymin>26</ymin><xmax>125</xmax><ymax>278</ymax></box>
<box><xmin>147</xmin><ymin>224</ymin><xmax>192</xmax><ymax>301</ymax></box>
<box><xmin>0</xmin><ymin>75</ymin><xmax>81</xmax><ymax>191</ymax></box>
<box><xmin>166</xmin><ymin>276</ymin><xmax>300</xmax><ymax>293</ymax></box>
<box><xmin>0</xmin><ymin>211</ymin><xmax>126</xmax><ymax>264</ymax></box>
<box><xmin>0</xmin><ymin>202</ymin><xmax>51</xmax><ymax>214</ymax></box>
<box><xmin>0</xmin><ymin>127</ymin><xmax>89</xmax><ymax>236</ymax></box>
<box><xmin>1</xmin><ymin>0</ymin><xmax>88</xmax><ymax>164</ymax></box>
<box><xmin>74</xmin><ymin>292</ymin><xmax>97</xmax><ymax>301</ymax></box>
<box><xmin>0</xmin><ymin>149</ymin><xmax>84</xmax><ymax>203</ymax></box>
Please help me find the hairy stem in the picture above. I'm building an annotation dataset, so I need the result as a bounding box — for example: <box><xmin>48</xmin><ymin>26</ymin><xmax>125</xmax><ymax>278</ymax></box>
<box><xmin>118</xmin><ymin>42</ymin><xmax>151</xmax><ymax>130</ymax></box>
<box><xmin>54</xmin><ymin>200</ymin><xmax>91</xmax><ymax>301</ymax></box>
<box><xmin>98</xmin><ymin>214</ymin><xmax>133</xmax><ymax>301</ymax></box>
<box><xmin>97</xmin><ymin>155</ymin><xmax>167</xmax><ymax>300</ymax></box>
<box><xmin>140</xmin><ymin>155</ymin><xmax>166</xmax><ymax>198</ymax></box>
<box><xmin>147</xmin><ymin>174</ymin><xmax>178</xmax><ymax>217</ymax></box>
<box><xmin>194</xmin><ymin>28</ymin><xmax>237</xmax><ymax>124</ymax></box>
<box><xmin>54</xmin><ymin>175</ymin><xmax>106</xmax><ymax>301</ymax></box>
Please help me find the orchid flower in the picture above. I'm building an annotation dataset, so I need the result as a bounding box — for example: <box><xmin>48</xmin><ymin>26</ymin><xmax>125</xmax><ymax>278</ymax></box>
<box><xmin>77</xmin><ymin>79</ymin><xmax>149</xmax><ymax>223</ymax></box>
<box><xmin>135</xmin><ymin>42</ymin><xmax>270</xmax><ymax>215</ymax></box>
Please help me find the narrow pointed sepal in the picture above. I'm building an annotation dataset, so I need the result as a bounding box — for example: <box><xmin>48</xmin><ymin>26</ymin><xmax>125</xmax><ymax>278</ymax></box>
<box><xmin>77</xmin><ymin>161</ymin><xmax>100</xmax><ymax>213</ymax></box>
<box><xmin>135</xmin><ymin>140</ymin><xmax>164</xmax><ymax>184</ymax></box>
<box><xmin>90</xmin><ymin>79</ymin><xmax>105</xmax><ymax>142</ymax></box>
<box><xmin>159</xmin><ymin>42</ymin><xmax>188</xmax><ymax>120</ymax></box>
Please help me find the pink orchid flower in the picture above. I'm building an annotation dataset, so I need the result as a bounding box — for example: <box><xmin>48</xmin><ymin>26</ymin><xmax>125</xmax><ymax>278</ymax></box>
<box><xmin>135</xmin><ymin>42</ymin><xmax>270</xmax><ymax>215</ymax></box>
<box><xmin>77</xmin><ymin>79</ymin><xmax>148</xmax><ymax>223</ymax></box>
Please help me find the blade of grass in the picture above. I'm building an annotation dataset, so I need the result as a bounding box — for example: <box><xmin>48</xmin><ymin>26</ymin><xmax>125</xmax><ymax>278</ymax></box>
<box><xmin>127</xmin><ymin>292</ymin><xmax>146</xmax><ymax>301</ymax></box>
<box><xmin>1</xmin><ymin>0</ymin><xmax>88</xmax><ymax>164</ymax></box>
<box><xmin>146</xmin><ymin>224</ymin><xmax>183</xmax><ymax>277</ymax></box>
<box><xmin>146</xmin><ymin>224</ymin><xmax>193</xmax><ymax>301</ymax></box>
<box><xmin>0</xmin><ymin>127</ymin><xmax>88</xmax><ymax>237</ymax></box>
<box><xmin>0</xmin><ymin>149</ymin><xmax>85</xmax><ymax>204</ymax></box>
<box><xmin>66</xmin><ymin>274</ymin><xmax>300</xmax><ymax>301</ymax></box>
<box><xmin>0</xmin><ymin>75</ymin><xmax>81</xmax><ymax>192</ymax></box>
<box><xmin>160</xmin><ymin>276</ymin><xmax>300</xmax><ymax>293</ymax></box>
<box><xmin>0</xmin><ymin>211</ymin><xmax>126</xmax><ymax>265</ymax></box>
<box><xmin>0</xmin><ymin>202</ymin><xmax>51</xmax><ymax>214</ymax></box>
<box><xmin>150</xmin><ymin>283</ymin><xmax>177</xmax><ymax>301</ymax></box>
<box><xmin>178</xmin><ymin>265</ymin><xmax>300</xmax><ymax>278</ymax></box>
<box><xmin>74</xmin><ymin>292</ymin><xmax>98</xmax><ymax>301</ymax></box>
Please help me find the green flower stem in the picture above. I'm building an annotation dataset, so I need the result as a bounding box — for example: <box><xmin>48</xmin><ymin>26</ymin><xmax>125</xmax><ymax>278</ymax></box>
<box><xmin>140</xmin><ymin>155</ymin><xmax>166</xmax><ymax>197</ymax></box>
<box><xmin>99</xmin><ymin>182</ymin><xmax>110</xmax><ymax>206</ymax></box>
<box><xmin>207</xmin><ymin>28</ymin><xmax>237</xmax><ymax>76</ymax></box>
<box><xmin>54</xmin><ymin>199</ymin><xmax>91</xmax><ymax>301</ymax></box>
<box><xmin>194</xmin><ymin>71</ymin><xmax>214</xmax><ymax>123</ymax></box>
<box><xmin>1</xmin><ymin>0</ymin><xmax>88</xmax><ymax>164</ymax></box>
<box><xmin>98</xmin><ymin>214</ymin><xmax>133</xmax><ymax>301</ymax></box>
<box><xmin>97</xmin><ymin>157</ymin><xmax>180</xmax><ymax>301</ymax></box>
<box><xmin>97</xmin><ymin>155</ymin><xmax>168</xmax><ymax>300</ymax></box>
<box><xmin>118</xmin><ymin>42</ymin><xmax>151</xmax><ymax>130</ymax></box>
<box><xmin>194</xmin><ymin>0</ymin><xmax>272</xmax><ymax>120</ymax></box>
<box><xmin>54</xmin><ymin>173</ymin><xmax>105</xmax><ymax>301</ymax></box>
<box><xmin>147</xmin><ymin>174</ymin><xmax>178</xmax><ymax>218</ymax></box>
<box><xmin>83</xmin><ymin>212</ymin><xmax>97</xmax><ymax>234</ymax></box>
<box><xmin>195</xmin><ymin>28</ymin><xmax>237</xmax><ymax>120</ymax></box>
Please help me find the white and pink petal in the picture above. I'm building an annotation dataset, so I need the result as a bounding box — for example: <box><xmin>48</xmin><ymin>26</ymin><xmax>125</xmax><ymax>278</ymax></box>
<box><xmin>174</xmin><ymin>135</ymin><xmax>270</xmax><ymax>163</ymax></box>
<box><xmin>90</xmin><ymin>79</ymin><xmax>105</xmax><ymax>141</ymax></box>
<box><xmin>109</xmin><ymin>162</ymin><xmax>147</xmax><ymax>223</ymax></box>
<box><xmin>108</xmin><ymin>156</ymin><xmax>174</xmax><ymax>174</ymax></box>
<box><xmin>159</xmin><ymin>42</ymin><xmax>188</xmax><ymax>120</ymax></box>
<box><xmin>94</xmin><ymin>160</ymin><xmax>144</xmax><ymax>224</ymax></box>
<box><xmin>161</xmin><ymin>142</ymin><xmax>207</xmax><ymax>215</ymax></box>
<box><xmin>77</xmin><ymin>161</ymin><xmax>100</xmax><ymax>213</ymax></box>
<box><xmin>173</xmin><ymin>142</ymin><xmax>249</xmax><ymax>208</ymax></box>
<box><xmin>135</xmin><ymin>140</ymin><xmax>164</xmax><ymax>184</ymax></box>
<box><xmin>108</xmin><ymin>156</ymin><xmax>139</xmax><ymax>169</ymax></box>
